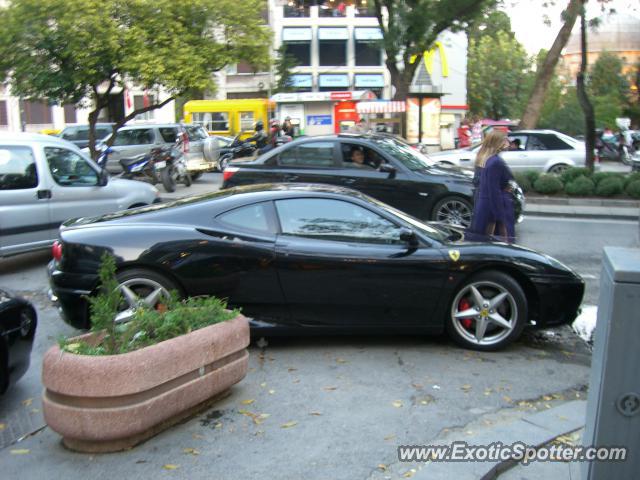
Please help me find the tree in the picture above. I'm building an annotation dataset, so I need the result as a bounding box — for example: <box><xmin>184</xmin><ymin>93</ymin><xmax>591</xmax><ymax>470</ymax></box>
<box><xmin>372</xmin><ymin>0</ymin><xmax>495</xmax><ymax>102</ymax></box>
<box><xmin>0</xmin><ymin>0</ymin><xmax>270</xmax><ymax>158</ymax></box>
<box><xmin>467</xmin><ymin>31</ymin><xmax>531</xmax><ymax>119</ymax></box>
<box><xmin>588</xmin><ymin>51</ymin><xmax>629</xmax><ymax>100</ymax></box>
<box><xmin>576</xmin><ymin>0</ymin><xmax>596</xmax><ymax>171</ymax></box>
<box><xmin>519</xmin><ymin>0</ymin><xmax>582</xmax><ymax>129</ymax></box>
<box><xmin>273</xmin><ymin>45</ymin><xmax>299</xmax><ymax>94</ymax></box>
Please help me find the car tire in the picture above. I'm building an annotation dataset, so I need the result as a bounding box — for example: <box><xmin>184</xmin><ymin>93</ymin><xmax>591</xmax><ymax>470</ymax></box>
<box><xmin>548</xmin><ymin>164</ymin><xmax>569</xmax><ymax>175</ymax></box>
<box><xmin>182</xmin><ymin>172</ymin><xmax>192</xmax><ymax>187</ymax></box>
<box><xmin>431</xmin><ymin>196</ymin><xmax>473</xmax><ymax>228</ymax></box>
<box><xmin>0</xmin><ymin>341</ymin><xmax>8</xmax><ymax>394</ymax></box>
<box><xmin>446</xmin><ymin>271</ymin><xmax>527</xmax><ymax>351</ymax></box>
<box><xmin>219</xmin><ymin>155</ymin><xmax>231</xmax><ymax>172</ymax></box>
<box><xmin>190</xmin><ymin>172</ymin><xmax>202</xmax><ymax>181</ymax></box>
<box><xmin>161</xmin><ymin>166</ymin><xmax>177</xmax><ymax>193</ymax></box>
<box><xmin>114</xmin><ymin>268</ymin><xmax>181</xmax><ymax>324</ymax></box>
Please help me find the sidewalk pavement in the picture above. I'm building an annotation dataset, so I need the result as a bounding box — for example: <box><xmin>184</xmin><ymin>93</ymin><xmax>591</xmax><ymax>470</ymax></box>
<box><xmin>411</xmin><ymin>400</ymin><xmax>587</xmax><ymax>480</ymax></box>
<box><xmin>525</xmin><ymin>196</ymin><xmax>639</xmax><ymax>221</ymax></box>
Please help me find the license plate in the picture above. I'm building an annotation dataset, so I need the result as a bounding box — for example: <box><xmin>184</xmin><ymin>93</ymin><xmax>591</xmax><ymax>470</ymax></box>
<box><xmin>154</xmin><ymin>161</ymin><xmax>166</xmax><ymax>169</ymax></box>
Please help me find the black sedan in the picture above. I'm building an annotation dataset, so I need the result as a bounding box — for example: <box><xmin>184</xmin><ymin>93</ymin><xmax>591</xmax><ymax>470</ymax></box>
<box><xmin>1</xmin><ymin>289</ymin><xmax>37</xmax><ymax>393</ymax></box>
<box><xmin>222</xmin><ymin>133</ymin><xmax>524</xmax><ymax>228</ymax></box>
<box><xmin>48</xmin><ymin>184</ymin><xmax>582</xmax><ymax>351</ymax></box>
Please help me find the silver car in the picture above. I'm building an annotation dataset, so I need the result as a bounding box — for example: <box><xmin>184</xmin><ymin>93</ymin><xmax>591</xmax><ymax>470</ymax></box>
<box><xmin>98</xmin><ymin>123</ymin><xmax>219</xmax><ymax>176</ymax></box>
<box><xmin>0</xmin><ymin>133</ymin><xmax>160</xmax><ymax>257</ymax></box>
<box><xmin>430</xmin><ymin>130</ymin><xmax>587</xmax><ymax>174</ymax></box>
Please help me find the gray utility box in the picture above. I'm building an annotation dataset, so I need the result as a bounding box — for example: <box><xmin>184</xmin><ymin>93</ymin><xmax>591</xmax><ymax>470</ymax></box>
<box><xmin>583</xmin><ymin>247</ymin><xmax>640</xmax><ymax>479</ymax></box>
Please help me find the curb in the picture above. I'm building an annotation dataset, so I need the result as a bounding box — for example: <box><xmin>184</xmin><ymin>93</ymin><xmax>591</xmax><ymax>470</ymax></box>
<box><xmin>412</xmin><ymin>400</ymin><xmax>587</xmax><ymax>480</ymax></box>
<box><xmin>526</xmin><ymin>196</ymin><xmax>640</xmax><ymax>208</ymax></box>
<box><xmin>524</xmin><ymin>207</ymin><xmax>639</xmax><ymax>221</ymax></box>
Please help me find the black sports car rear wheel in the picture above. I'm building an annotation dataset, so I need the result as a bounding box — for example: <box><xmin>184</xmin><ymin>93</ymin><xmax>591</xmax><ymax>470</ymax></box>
<box><xmin>432</xmin><ymin>196</ymin><xmax>473</xmax><ymax>228</ymax></box>
<box><xmin>446</xmin><ymin>271</ymin><xmax>527</xmax><ymax>351</ymax></box>
<box><xmin>114</xmin><ymin>269</ymin><xmax>179</xmax><ymax>324</ymax></box>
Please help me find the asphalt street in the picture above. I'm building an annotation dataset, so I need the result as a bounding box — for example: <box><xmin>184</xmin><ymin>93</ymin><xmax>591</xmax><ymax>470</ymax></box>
<box><xmin>0</xmin><ymin>173</ymin><xmax>638</xmax><ymax>479</ymax></box>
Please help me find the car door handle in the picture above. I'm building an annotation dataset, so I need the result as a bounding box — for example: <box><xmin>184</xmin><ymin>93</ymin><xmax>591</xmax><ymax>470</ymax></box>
<box><xmin>284</xmin><ymin>175</ymin><xmax>299</xmax><ymax>181</ymax></box>
<box><xmin>37</xmin><ymin>189</ymin><xmax>52</xmax><ymax>199</ymax></box>
<box><xmin>341</xmin><ymin>178</ymin><xmax>356</xmax><ymax>185</ymax></box>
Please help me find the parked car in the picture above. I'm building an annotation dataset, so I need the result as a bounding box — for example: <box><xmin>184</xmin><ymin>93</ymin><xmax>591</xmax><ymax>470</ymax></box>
<box><xmin>0</xmin><ymin>133</ymin><xmax>160</xmax><ymax>257</ymax></box>
<box><xmin>222</xmin><ymin>133</ymin><xmax>523</xmax><ymax>228</ymax></box>
<box><xmin>1</xmin><ymin>289</ymin><xmax>37</xmax><ymax>393</ymax></box>
<box><xmin>96</xmin><ymin>123</ymin><xmax>218</xmax><ymax>177</ymax></box>
<box><xmin>58</xmin><ymin>123</ymin><xmax>115</xmax><ymax>149</ymax></box>
<box><xmin>48</xmin><ymin>183</ymin><xmax>583</xmax><ymax>351</ymax></box>
<box><xmin>430</xmin><ymin>130</ymin><xmax>587</xmax><ymax>174</ymax></box>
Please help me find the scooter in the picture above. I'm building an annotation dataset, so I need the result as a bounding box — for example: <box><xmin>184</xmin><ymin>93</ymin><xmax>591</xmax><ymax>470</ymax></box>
<box><xmin>218</xmin><ymin>134</ymin><xmax>258</xmax><ymax>171</ymax></box>
<box><xmin>156</xmin><ymin>135</ymin><xmax>192</xmax><ymax>193</ymax></box>
<box><xmin>596</xmin><ymin>131</ymin><xmax>633</xmax><ymax>165</ymax></box>
<box><xmin>96</xmin><ymin>146</ymin><xmax>160</xmax><ymax>186</ymax></box>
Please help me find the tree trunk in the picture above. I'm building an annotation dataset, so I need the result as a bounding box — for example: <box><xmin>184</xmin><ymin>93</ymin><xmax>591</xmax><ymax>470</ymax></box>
<box><xmin>576</xmin><ymin>3</ymin><xmax>596</xmax><ymax>171</ymax></box>
<box><xmin>519</xmin><ymin>0</ymin><xmax>581</xmax><ymax>129</ymax></box>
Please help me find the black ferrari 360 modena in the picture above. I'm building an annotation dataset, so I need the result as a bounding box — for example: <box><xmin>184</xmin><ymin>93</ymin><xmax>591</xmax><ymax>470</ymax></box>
<box><xmin>1</xmin><ymin>289</ymin><xmax>37</xmax><ymax>393</ymax></box>
<box><xmin>48</xmin><ymin>184</ymin><xmax>583</xmax><ymax>351</ymax></box>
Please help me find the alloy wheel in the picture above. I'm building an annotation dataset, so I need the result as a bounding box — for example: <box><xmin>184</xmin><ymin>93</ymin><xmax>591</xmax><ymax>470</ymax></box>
<box><xmin>435</xmin><ymin>199</ymin><xmax>472</xmax><ymax>227</ymax></box>
<box><xmin>450</xmin><ymin>280</ymin><xmax>517</xmax><ymax>347</ymax></box>
<box><xmin>114</xmin><ymin>277</ymin><xmax>171</xmax><ymax>324</ymax></box>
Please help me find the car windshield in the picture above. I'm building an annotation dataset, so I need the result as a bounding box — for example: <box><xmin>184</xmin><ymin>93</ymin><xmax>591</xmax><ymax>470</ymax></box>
<box><xmin>371</xmin><ymin>137</ymin><xmax>435</xmax><ymax>170</ymax></box>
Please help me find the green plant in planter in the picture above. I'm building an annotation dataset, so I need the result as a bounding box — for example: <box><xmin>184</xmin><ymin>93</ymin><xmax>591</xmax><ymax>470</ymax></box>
<box><xmin>523</xmin><ymin>170</ymin><xmax>540</xmax><ymax>185</ymax></box>
<box><xmin>565</xmin><ymin>176</ymin><xmax>595</xmax><ymax>196</ymax></box>
<box><xmin>625</xmin><ymin>179</ymin><xmax>640</xmax><ymax>199</ymax></box>
<box><xmin>534</xmin><ymin>174</ymin><xmax>564</xmax><ymax>195</ymax></box>
<box><xmin>592</xmin><ymin>172</ymin><xmax>624</xmax><ymax>186</ymax></box>
<box><xmin>596</xmin><ymin>176</ymin><xmax>624</xmax><ymax>197</ymax></box>
<box><xmin>512</xmin><ymin>173</ymin><xmax>532</xmax><ymax>193</ymax></box>
<box><xmin>60</xmin><ymin>253</ymin><xmax>239</xmax><ymax>356</ymax></box>
<box><xmin>560</xmin><ymin>167</ymin><xmax>591</xmax><ymax>185</ymax></box>
<box><xmin>624</xmin><ymin>172</ymin><xmax>640</xmax><ymax>189</ymax></box>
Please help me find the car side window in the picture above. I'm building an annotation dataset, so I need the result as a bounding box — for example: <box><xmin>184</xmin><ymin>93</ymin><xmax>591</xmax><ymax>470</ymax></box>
<box><xmin>341</xmin><ymin>143</ymin><xmax>382</xmax><ymax>169</ymax></box>
<box><xmin>113</xmin><ymin>129</ymin><xmax>154</xmax><ymax>146</ymax></box>
<box><xmin>537</xmin><ymin>134</ymin><xmax>572</xmax><ymax>150</ymax></box>
<box><xmin>44</xmin><ymin>147</ymin><xmax>98</xmax><ymax>186</ymax></box>
<box><xmin>275</xmin><ymin>198</ymin><xmax>403</xmax><ymax>245</ymax></box>
<box><xmin>526</xmin><ymin>135</ymin><xmax>548</xmax><ymax>151</ymax></box>
<box><xmin>61</xmin><ymin>127</ymin><xmax>79</xmax><ymax>141</ymax></box>
<box><xmin>159</xmin><ymin>127</ymin><xmax>179</xmax><ymax>143</ymax></box>
<box><xmin>278</xmin><ymin>142</ymin><xmax>335</xmax><ymax>167</ymax></box>
<box><xmin>507</xmin><ymin>135</ymin><xmax>527</xmax><ymax>151</ymax></box>
<box><xmin>0</xmin><ymin>146</ymin><xmax>39</xmax><ymax>190</ymax></box>
<box><xmin>217</xmin><ymin>203</ymin><xmax>272</xmax><ymax>234</ymax></box>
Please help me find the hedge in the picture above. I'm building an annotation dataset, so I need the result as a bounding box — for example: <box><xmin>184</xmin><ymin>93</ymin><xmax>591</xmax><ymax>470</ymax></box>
<box><xmin>626</xmin><ymin>180</ymin><xmax>640</xmax><ymax>199</ymax></box>
<box><xmin>533</xmin><ymin>174</ymin><xmax>564</xmax><ymax>194</ymax></box>
<box><xmin>595</xmin><ymin>176</ymin><xmax>624</xmax><ymax>197</ymax></box>
<box><xmin>565</xmin><ymin>176</ymin><xmax>595</xmax><ymax>196</ymax></box>
<box><xmin>560</xmin><ymin>167</ymin><xmax>591</xmax><ymax>185</ymax></box>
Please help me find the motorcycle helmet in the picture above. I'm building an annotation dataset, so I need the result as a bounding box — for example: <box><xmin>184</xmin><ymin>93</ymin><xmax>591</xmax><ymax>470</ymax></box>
<box><xmin>255</xmin><ymin>120</ymin><xmax>264</xmax><ymax>131</ymax></box>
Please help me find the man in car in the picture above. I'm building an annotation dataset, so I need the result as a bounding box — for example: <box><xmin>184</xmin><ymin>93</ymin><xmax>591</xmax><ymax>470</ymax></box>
<box><xmin>348</xmin><ymin>147</ymin><xmax>375</xmax><ymax>169</ymax></box>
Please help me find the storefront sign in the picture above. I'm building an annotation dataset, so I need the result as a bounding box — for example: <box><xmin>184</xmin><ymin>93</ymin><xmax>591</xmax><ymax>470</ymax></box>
<box><xmin>306</xmin><ymin>115</ymin><xmax>332</xmax><ymax>126</ymax></box>
<box><xmin>318</xmin><ymin>27</ymin><xmax>349</xmax><ymax>40</ymax></box>
<box><xmin>282</xmin><ymin>27</ymin><xmax>312</xmax><ymax>42</ymax></box>
<box><xmin>289</xmin><ymin>74</ymin><xmax>313</xmax><ymax>88</ymax></box>
<box><xmin>354</xmin><ymin>27</ymin><xmax>383</xmax><ymax>41</ymax></box>
<box><xmin>409</xmin><ymin>41</ymin><xmax>449</xmax><ymax>78</ymax></box>
<box><xmin>329</xmin><ymin>92</ymin><xmax>352</xmax><ymax>101</ymax></box>
<box><xmin>354</xmin><ymin>74</ymin><xmax>385</xmax><ymax>88</ymax></box>
<box><xmin>319</xmin><ymin>74</ymin><xmax>350</xmax><ymax>88</ymax></box>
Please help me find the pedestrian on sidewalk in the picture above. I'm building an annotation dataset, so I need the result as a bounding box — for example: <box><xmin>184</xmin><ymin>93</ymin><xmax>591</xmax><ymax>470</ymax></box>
<box><xmin>469</xmin><ymin>129</ymin><xmax>516</xmax><ymax>242</ymax></box>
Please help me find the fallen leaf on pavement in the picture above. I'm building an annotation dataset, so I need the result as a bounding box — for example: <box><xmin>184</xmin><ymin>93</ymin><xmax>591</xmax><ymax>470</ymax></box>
<box><xmin>461</xmin><ymin>384</ymin><xmax>472</xmax><ymax>392</ymax></box>
<box><xmin>502</xmin><ymin>396</ymin><xmax>512</xmax><ymax>403</ymax></box>
<box><xmin>411</xmin><ymin>383</ymin><xmax>423</xmax><ymax>390</ymax></box>
<box><xmin>324</xmin><ymin>386</ymin><xmax>337</xmax><ymax>391</ymax></box>
<box><xmin>392</xmin><ymin>400</ymin><xmax>403</xmax><ymax>408</ymax></box>
<box><xmin>260</xmin><ymin>382</ymin><xmax>267</xmax><ymax>388</ymax></box>
<box><xmin>0</xmin><ymin>423</ymin><xmax>5</xmax><ymax>431</ymax></box>
<box><xmin>163</xmin><ymin>464</ymin><xmax>179</xmax><ymax>470</ymax></box>
<box><xmin>377</xmin><ymin>464</ymin><xmax>387</xmax><ymax>471</ymax></box>
<box><xmin>192</xmin><ymin>433</ymin><xmax>204</xmax><ymax>440</ymax></box>
<box><xmin>10</xmin><ymin>449</ymin><xmax>30</xmax><ymax>455</ymax></box>
<box><xmin>21</xmin><ymin>398</ymin><xmax>33</xmax><ymax>407</ymax></box>
<box><xmin>542</xmin><ymin>395</ymin><xmax>553</xmax><ymax>401</ymax></box>
<box><xmin>241</xmin><ymin>399</ymin><xmax>255</xmax><ymax>405</ymax></box>
<box><xmin>292</xmin><ymin>379</ymin><xmax>300</xmax><ymax>384</ymax></box>
<box><xmin>432</xmin><ymin>385</ymin><xmax>441</xmax><ymax>390</ymax></box>
<box><xmin>309</xmin><ymin>412</ymin><xmax>322</xmax><ymax>416</ymax></box>
<box><xmin>336</xmin><ymin>358</ymin><xmax>348</xmax><ymax>364</ymax></box>
<box><xmin>183</xmin><ymin>448</ymin><xmax>200</xmax><ymax>456</ymax></box>
<box><xmin>288</xmin><ymin>368</ymin><xmax>297</xmax><ymax>372</ymax></box>
<box><xmin>281</xmin><ymin>421</ymin><xmax>298</xmax><ymax>429</ymax></box>
<box><xmin>384</xmin><ymin>434</ymin><xmax>396</xmax><ymax>441</ymax></box>
<box><xmin>403</xmin><ymin>469</ymin><xmax>416</xmax><ymax>478</ymax></box>
<box><xmin>268</xmin><ymin>390</ymin><xmax>275</xmax><ymax>395</ymax></box>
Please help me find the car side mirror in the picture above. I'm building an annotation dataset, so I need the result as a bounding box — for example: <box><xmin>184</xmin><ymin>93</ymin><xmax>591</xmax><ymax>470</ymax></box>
<box><xmin>379</xmin><ymin>163</ymin><xmax>397</xmax><ymax>178</ymax></box>
<box><xmin>97</xmin><ymin>169</ymin><xmax>109</xmax><ymax>187</ymax></box>
<box><xmin>399</xmin><ymin>227</ymin><xmax>418</xmax><ymax>247</ymax></box>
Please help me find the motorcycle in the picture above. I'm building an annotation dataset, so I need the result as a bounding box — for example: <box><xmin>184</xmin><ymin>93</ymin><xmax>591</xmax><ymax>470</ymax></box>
<box><xmin>596</xmin><ymin>130</ymin><xmax>633</xmax><ymax>165</ymax></box>
<box><xmin>218</xmin><ymin>134</ymin><xmax>258</xmax><ymax>171</ymax></box>
<box><xmin>96</xmin><ymin>146</ymin><xmax>160</xmax><ymax>186</ymax></box>
<box><xmin>156</xmin><ymin>134</ymin><xmax>192</xmax><ymax>193</ymax></box>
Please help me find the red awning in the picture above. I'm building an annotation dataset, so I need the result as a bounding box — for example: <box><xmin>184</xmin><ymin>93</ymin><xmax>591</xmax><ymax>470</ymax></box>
<box><xmin>356</xmin><ymin>101</ymin><xmax>406</xmax><ymax>114</ymax></box>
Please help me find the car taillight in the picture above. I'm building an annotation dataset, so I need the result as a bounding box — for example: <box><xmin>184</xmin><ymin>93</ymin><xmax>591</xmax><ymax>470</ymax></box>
<box><xmin>223</xmin><ymin>166</ymin><xmax>239</xmax><ymax>182</ymax></box>
<box><xmin>52</xmin><ymin>240</ymin><xmax>63</xmax><ymax>261</ymax></box>
<box><xmin>182</xmin><ymin>132</ymin><xmax>190</xmax><ymax>153</ymax></box>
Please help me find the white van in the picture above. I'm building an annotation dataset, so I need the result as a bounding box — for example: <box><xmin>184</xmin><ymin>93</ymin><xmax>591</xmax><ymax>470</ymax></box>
<box><xmin>0</xmin><ymin>133</ymin><xmax>160</xmax><ymax>257</ymax></box>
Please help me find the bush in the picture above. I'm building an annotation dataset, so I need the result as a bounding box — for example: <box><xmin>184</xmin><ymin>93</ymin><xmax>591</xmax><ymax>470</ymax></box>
<box><xmin>595</xmin><ymin>176</ymin><xmax>624</xmax><ymax>197</ymax></box>
<box><xmin>533</xmin><ymin>174</ymin><xmax>564</xmax><ymax>194</ymax></box>
<box><xmin>565</xmin><ymin>176</ymin><xmax>595</xmax><ymax>196</ymax></box>
<box><xmin>592</xmin><ymin>172</ymin><xmax>625</xmax><ymax>186</ymax></box>
<box><xmin>512</xmin><ymin>173</ymin><xmax>532</xmax><ymax>193</ymax></box>
<box><xmin>626</xmin><ymin>180</ymin><xmax>640</xmax><ymax>199</ymax></box>
<box><xmin>560</xmin><ymin>167</ymin><xmax>591</xmax><ymax>184</ymax></box>
<box><xmin>624</xmin><ymin>172</ymin><xmax>640</xmax><ymax>189</ymax></box>
<box><xmin>523</xmin><ymin>170</ymin><xmax>540</xmax><ymax>185</ymax></box>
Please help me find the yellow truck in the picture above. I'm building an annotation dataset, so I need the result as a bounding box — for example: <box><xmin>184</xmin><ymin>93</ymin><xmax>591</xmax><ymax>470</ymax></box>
<box><xmin>183</xmin><ymin>99</ymin><xmax>275</xmax><ymax>139</ymax></box>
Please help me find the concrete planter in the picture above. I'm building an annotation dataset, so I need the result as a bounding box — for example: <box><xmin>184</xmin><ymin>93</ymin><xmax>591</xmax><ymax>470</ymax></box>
<box><xmin>42</xmin><ymin>314</ymin><xmax>249</xmax><ymax>453</ymax></box>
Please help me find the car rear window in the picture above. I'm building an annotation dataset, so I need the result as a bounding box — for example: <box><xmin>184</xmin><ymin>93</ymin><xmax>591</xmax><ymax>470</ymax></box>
<box><xmin>159</xmin><ymin>127</ymin><xmax>180</xmax><ymax>143</ymax></box>
<box><xmin>186</xmin><ymin>126</ymin><xmax>208</xmax><ymax>141</ymax></box>
<box><xmin>536</xmin><ymin>134</ymin><xmax>572</xmax><ymax>150</ymax></box>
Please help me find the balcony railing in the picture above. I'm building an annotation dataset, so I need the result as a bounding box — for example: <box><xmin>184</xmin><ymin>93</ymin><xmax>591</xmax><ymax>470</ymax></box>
<box><xmin>284</xmin><ymin>3</ymin><xmax>311</xmax><ymax>17</ymax></box>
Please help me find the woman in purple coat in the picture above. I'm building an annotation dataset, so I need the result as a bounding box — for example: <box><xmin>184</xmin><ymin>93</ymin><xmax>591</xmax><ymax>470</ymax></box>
<box><xmin>469</xmin><ymin>130</ymin><xmax>515</xmax><ymax>242</ymax></box>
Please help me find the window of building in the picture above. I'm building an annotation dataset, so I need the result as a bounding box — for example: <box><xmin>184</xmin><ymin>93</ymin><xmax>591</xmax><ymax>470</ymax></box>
<box><xmin>20</xmin><ymin>100</ymin><xmax>52</xmax><ymax>125</ymax></box>
<box><xmin>282</xmin><ymin>28</ymin><xmax>312</xmax><ymax>67</ymax></box>
<box><xmin>0</xmin><ymin>100</ymin><xmax>7</xmax><ymax>126</ymax></box>
<box><xmin>318</xmin><ymin>28</ymin><xmax>348</xmax><ymax>67</ymax></box>
<box><xmin>284</xmin><ymin>0</ymin><xmax>311</xmax><ymax>17</ymax></box>
<box><xmin>133</xmin><ymin>94</ymin><xmax>156</xmax><ymax>121</ymax></box>
<box><xmin>318</xmin><ymin>74</ymin><xmax>350</xmax><ymax>92</ymax></box>
<box><xmin>318</xmin><ymin>0</ymin><xmax>347</xmax><ymax>17</ymax></box>
<box><xmin>63</xmin><ymin>104</ymin><xmax>77</xmax><ymax>124</ymax></box>
<box><xmin>355</xmin><ymin>28</ymin><xmax>383</xmax><ymax>66</ymax></box>
<box><xmin>354</xmin><ymin>0</ymin><xmax>375</xmax><ymax>16</ymax></box>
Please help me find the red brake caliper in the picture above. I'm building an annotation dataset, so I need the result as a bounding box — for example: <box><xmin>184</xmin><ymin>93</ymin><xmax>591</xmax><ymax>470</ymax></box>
<box><xmin>458</xmin><ymin>298</ymin><xmax>473</xmax><ymax>329</ymax></box>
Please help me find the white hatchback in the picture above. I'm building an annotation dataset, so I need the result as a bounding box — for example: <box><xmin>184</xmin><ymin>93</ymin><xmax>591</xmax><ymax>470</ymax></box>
<box><xmin>430</xmin><ymin>130</ymin><xmax>587</xmax><ymax>174</ymax></box>
<box><xmin>0</xmin><ymin>133</ymin><xmax>160</xmax><ymax>257</ymax></box>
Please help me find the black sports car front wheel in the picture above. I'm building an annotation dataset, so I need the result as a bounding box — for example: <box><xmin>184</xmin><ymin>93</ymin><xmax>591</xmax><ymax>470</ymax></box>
<box><xmin>446</xmin><ymin>271</ymin><xmax>527</xmax><ymax>351</ymax></box>
<box><xmin>432</xmin><ymin>196</ymin><xmax>473</xmax><ymax>228</ymax></box>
